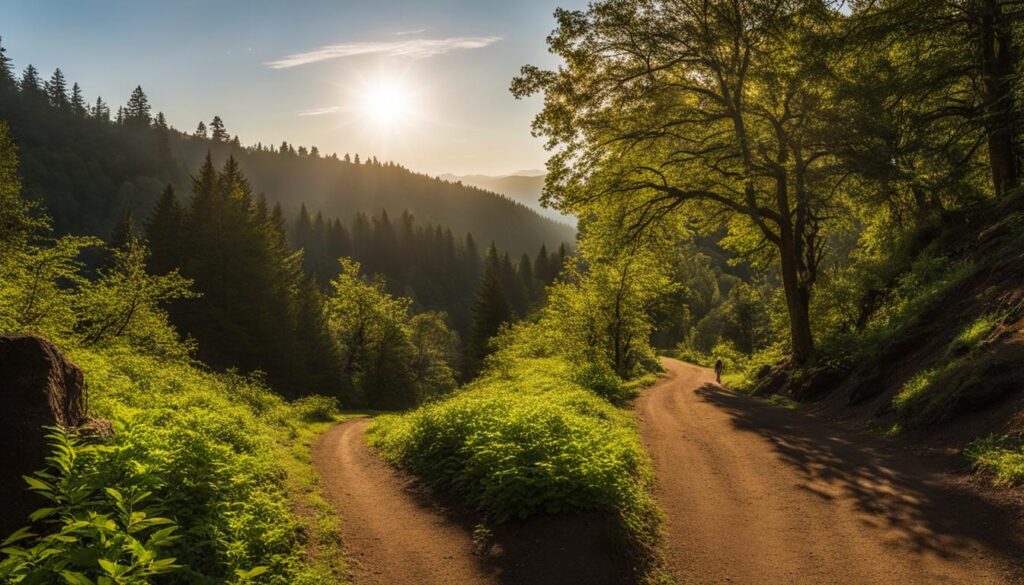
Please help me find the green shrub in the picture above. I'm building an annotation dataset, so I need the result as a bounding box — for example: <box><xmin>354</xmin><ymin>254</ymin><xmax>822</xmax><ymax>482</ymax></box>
<box><xmin>289</xmin><ymin>396</ymin><xmax>342</xmax><ymax>424</ymax></box>
<box><xmin>4</xmin><ymin>345</ymin><xmax>342</xmax><ymax>585</ymax></box>
<box><xmin>368</xmin><ymin>356</ymin><xmax>659</xmax><ymax>547</ymax></box>
<box><xmin>0</xmin><ymin>428</ymin><xmax>181</xmax><ymax>585</ymax></box>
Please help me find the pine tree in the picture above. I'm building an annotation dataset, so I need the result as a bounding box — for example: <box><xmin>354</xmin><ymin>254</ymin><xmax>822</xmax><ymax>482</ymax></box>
<box><xmin>92</xmin><ymin>96</ymin><xmax>109</xmax><ymax>120</ymax></box>
<box><xmin>19</xmin><ymin>65</ymin><xmax>41</xmax><ymax>95</ymax></box>
<box><xmin>499</xmin><ymin>251</ymin><xmax>526</xmax><ymax>316</ymax></box>
<box><xmin>210</xmin><ymin>115</ymin><xmax>228</xmax><ymax>142</ymax></box>
<box><xmin>517</xmin><ymin>252</ymin><xmax>537</xmax><ymax>306</ymax></box>
<box><xmin>110</xmin><ymin>208</ymin><xmax>137</xmax><ymax>250</ymax></box>
<box><xmin>154</xmin><ymin>112</ymin><xmax>171</xmax><ymax>158</ymax></box>
<box><xmin>45</xmin><ymin>68</ymin><xmax>68</xmax><ymax>108</ymax></box>
<box><xmin>0</xmin><ymin>36</ymin><xmax>14</xmax><ymax>87</ymax></box>
<box><xmin>124</xmin><ymin>85</ymin><xmax>151</xmax><ymax>126</ymax></box>
<box><xmin>466</xmin><ymin>243</ymin><xmax>510</xmax><ymax>376</ymax></box>
<box><xmin>70</xmin><ymin>82</ymin><xmax>86</xmax><ymax>115</ymax></box>
<box><xmin>195</xmin><ymin>121</ymin><xmax>208</xmax><ymax>138</ymax></box>
<box><xmin>145</xmin><ymin>185</ymin><xmax>184</xmax><ymax>274</ymax></box>
<box><xmin>535</xmin><ymin>244</ymin><xmax>551</xmax><ymax>285</ymax></box>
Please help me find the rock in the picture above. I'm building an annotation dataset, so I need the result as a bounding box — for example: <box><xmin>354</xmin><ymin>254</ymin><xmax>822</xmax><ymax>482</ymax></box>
<box><xmin>0</xmin><ymin>335</ymin><xmax>95</xmax><ymax>537</ymax></box>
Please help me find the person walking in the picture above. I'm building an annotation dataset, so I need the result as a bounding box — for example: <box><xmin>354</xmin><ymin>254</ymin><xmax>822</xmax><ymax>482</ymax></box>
<box><xmin>714</xmin><ymin>359</ymin><xmax>724</xmax><ymax>384</ymax></box>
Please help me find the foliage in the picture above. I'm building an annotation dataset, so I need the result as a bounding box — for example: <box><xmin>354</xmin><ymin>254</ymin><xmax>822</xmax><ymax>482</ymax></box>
<box><xmin>326</xmin><ymin>258</ymin><xmax>458</xmax><ymax>408</ymax></box>
<box><xmin>291</xmin><ymin>207</ymin><xmax>567</xmax><ymax>337</ymax></box>
<box><xmin>74</xmin><ymin>236</ymin><xmax>197</xmax><ymax>356</ymax></box>
<box><xmin>368</xmin><ymin>356</ymin><xmax>661</xmax><ymax>555</ymax></box>
<box><xmin>0</xmin><ymin>119</ymin><xmax>342</xmax><ymax>584</ymax></box>
<box><xmin>948</xmin><ymin>313</ymin><xmax>1001</xmax><ymax>355</ymax></box>
<box><xmin>514</xmin><ymin>0</ymin><xmax>858</xmax><ymax>362</ymax></box>
<box><xmin>368</xmin><ymin>234</ymin><xmax>671</xmax><ymax>577</ymax></box>
<box><xmin>0</xmin><ymin>428</ymin><xmax>180</xmax><ymax>585</ymax></box>
<box><xmin>966</xmin><ymin>434</ymin><xmax>1024</xmax><ymax>485</ymax></box>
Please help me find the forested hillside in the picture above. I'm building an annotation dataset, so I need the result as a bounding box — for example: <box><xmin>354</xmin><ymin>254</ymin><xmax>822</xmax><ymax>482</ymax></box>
<box><xmin>0</xmin><ymin>41</ymin><xmax>574</xmax><ymax>257</ymax></box>
<box><xmin>6</xmin><ymin>0</ymin><xmax>1024</xmax><ymax>583</ymax></box>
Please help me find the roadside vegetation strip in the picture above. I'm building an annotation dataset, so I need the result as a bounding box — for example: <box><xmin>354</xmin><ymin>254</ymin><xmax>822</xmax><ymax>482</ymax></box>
<box><xmin>368</xmin><ymin>356</ymin><xmax>664</xmax><ymax>578</ymax></box>
<box><xmin>1</xmin><ymin>343</ymin><xmax>346</xmax><ymax>585</ymax></box>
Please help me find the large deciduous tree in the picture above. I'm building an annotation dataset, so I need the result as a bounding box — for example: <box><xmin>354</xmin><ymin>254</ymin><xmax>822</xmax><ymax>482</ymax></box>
<box><xmin>513</xmin><ymin>0</ymin><xmax>847</xmax><ymax>363</ymax></box>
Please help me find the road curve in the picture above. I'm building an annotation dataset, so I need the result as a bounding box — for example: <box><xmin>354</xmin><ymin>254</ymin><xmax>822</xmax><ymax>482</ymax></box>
<box><xmin>637</xmin><ymin>358</ymin><xmax>1024</xmax><ymax>585</ymax></box>
<box><xmin>312</xmin><ymin>419</ymin><xmax>495</xmax><ymax>585</ymax></box>
<box><xmin>312</xmin><ymin>418</ymin><xmax>632</xmax><ymax>585</ymax></box>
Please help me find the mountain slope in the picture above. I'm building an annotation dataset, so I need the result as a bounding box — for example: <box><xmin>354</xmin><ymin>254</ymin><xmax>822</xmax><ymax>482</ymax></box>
<box><xmin>0</xmin><ymin>81</ymin><xmax>574</xmax><ymax>256</ymax></box>
<box><xmin>439</xmin><ymin>172</ymin><xmax>573</xmax><ymax>224</ymax></box>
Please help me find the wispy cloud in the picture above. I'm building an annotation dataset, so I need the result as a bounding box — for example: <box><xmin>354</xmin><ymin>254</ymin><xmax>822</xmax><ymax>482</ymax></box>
<box><xmin>297</xmin><ymin>106</ymin><xmax>342</xmax><ymax>116</ymax></box>
<box><xmin>394</xmin><ymin>28</ymin><xmax>428</xmax><ymax>36</ymax></box>
<box><xmin>265</xmin><ymin>36</ymin><xmax>501</xmax><ymax>69</ymax></box>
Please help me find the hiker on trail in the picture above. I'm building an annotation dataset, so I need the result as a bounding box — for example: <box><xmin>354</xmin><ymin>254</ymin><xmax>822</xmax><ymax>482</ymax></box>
<box><xmin>714</xmin><ymin>359</ymin><xmax>724</xmax><ymax>384</ymax></box>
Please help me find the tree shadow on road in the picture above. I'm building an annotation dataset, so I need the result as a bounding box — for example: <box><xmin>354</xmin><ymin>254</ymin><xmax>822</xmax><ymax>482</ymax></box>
<box><xmin>694</xmin><ymin>383</ymin><xmax>1024</xmax><ymax>572</ymax></box>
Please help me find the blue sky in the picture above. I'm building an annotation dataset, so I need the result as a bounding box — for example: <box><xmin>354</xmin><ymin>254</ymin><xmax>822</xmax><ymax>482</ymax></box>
<box><xmin>2</xmin><ymin>0</ymin><xmax>586</xmax><ymax>175</ymax></box>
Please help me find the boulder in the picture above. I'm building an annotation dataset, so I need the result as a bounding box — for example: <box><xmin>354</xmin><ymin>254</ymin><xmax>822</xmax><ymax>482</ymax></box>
<box><xmin>0</xmin><ymin>335</ymin><xmax>91</xmax><ymax>537</ymax></box>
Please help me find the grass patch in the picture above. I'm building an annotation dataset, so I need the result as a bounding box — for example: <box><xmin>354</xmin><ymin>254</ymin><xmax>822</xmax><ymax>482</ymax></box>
<box><xmin>766</xmin><ymin>395</ymin><xmax>799</xmax><ymax>410</ymax></box>
<box><xmin>367</xmin><ymin>356</ymin><xmax>662</xmax><ymax>577</ymax></box>
<box><xmin>966</xmin><ymin>434</ymin><xmax>1024</xmax><ymax>485</ymax></box>
<box><xmin>892</xmin><ymin>358</ymin><xmax>964</xmax><ymax>421</ymax></box>
<box><xmin>948</xmin><ymin>313</ymin><xmax>1001</xmax><ymax>355</ymax></box>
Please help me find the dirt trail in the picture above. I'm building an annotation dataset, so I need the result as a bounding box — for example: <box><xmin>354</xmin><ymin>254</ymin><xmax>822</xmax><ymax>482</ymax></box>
<box><xmin>313</xmin><ymin>419</ymin><xmax>492</xmax><ymax>585</ymax></box>
<box><xmin>313</xmin><ymin>418</ymin><xmax>631</xmax><ymax>585</ymax></box>
<box><xmin>639</xmin><ymin>358</ymin><xmax>1024</xmax><ymax>585</ymax></box>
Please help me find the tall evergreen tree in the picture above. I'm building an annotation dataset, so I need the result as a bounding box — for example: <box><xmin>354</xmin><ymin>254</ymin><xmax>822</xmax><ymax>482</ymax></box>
<box><xmin>19</xmin><ymin>65</ymin><xmax>41</xmax><ymax>96</ymax></box>
<box><xmin>124</xmin><ymin>85</ymin><xmax>151</xmax><ymax>126</ymax></box>
<box><xmin>499</xmin><ymin>250</ymin><xmax>526</xmax><ymax>316</ymax></box>
<box><xmin>145</xmin><ymin>185</ymin><xmax>184</xmax><ymax>275</ymax></box>
<box><xmin>70</xmin><ymin>82</ymin><xmax>86</xmax><ymax>116</ymax></box>
<box><xmin>110</xmin><ymin>208</ymin><xmax>136</xmax><ymax>250</ymax></box>
<box><xmin>466</xmin><ymin>243</ymin><xmax>510</xmax><ymax>376</ymax></box>
<box><xmin>92</xmin><ymin>96</ymin><xmax>109</xmax><ymax>120</ymax></box>
<box><xmin>195</xmin><ymin>121</ymin><xmax>208</xmax><ymax>138</ymax></box>
<box><xmin>154</xmin><ymin>112</ymin><xmax>171</xmax><ymax>158</ymax></box>
<box><xmin>210</xmin><ymin>116</ymin><xmax>228</xmax><ymax>142</ymax></box>
<box><xmin>44</xmin><ymin>68</ymin><xmax>68</xmax><ymax>108</ymax></box>
<box><xmin>535</xmin><ymin>244</ymin><xmax>550</xmax><ymax>286</ymax></box>
<box><xmin>0</xmin><ymin>36</ymin><xmax>14</xmax><ymax>87</ymax></box>
<box><xmin>517</xmin><ymin>252</ymin><xmax>537</xmax><ymax>306</ymax></box>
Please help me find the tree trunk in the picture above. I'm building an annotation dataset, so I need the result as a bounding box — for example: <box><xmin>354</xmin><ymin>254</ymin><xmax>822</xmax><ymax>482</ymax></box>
<box><xmin>979</xmin><ymin>0</ymin><xmax>1019</xmax><ymax>196</ymax></box>
<box><xmin>779</xmin><ymin>230</ymin><xmax>815</xmax><ymax>364</ymax></box>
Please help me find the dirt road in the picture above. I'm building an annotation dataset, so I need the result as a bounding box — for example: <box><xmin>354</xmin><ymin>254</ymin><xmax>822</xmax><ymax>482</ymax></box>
<box><xmin>638</xmin><ymin>358</ymin><xmax>1024</xmax><ymax>585</ymax></box>
<box><xmin>313</xmin><ymin>418</ymin><xmax>631</xmax><ymax>585</ymax></box>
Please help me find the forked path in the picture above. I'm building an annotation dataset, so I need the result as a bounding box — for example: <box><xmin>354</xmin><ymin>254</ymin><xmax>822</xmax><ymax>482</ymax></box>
<box><xmin>313</xmin><ymin>419</ymin><xmax>630</xmax><ymax>585</ymax></box>
<box><xmin>639</xmin><ymin>358</ymin><xmax>1024</xmax><ymax>585</ymax></box>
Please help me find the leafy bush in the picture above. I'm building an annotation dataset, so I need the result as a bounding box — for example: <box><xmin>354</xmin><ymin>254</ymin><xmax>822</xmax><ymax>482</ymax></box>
<box><xmin>56</xmin><ymin>346</ymin><xmax>338</xmax><ymax>584</ymax></box>
<box><xmin>368</xmin><ymin>356</ymin><xmax>660</xmax><ymax>546</ymax></box>
<box><xmin>0</xmin><ymin>429</ymin><xmax>180</xmax><ymax>585</ymax></box>
<box><xmin>289</xmin><ymin>396</ymin><xmax>342</xmax><ymax>424</ymax></box>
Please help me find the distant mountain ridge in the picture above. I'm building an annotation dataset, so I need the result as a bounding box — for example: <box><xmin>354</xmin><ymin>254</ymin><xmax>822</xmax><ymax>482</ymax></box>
<box><xmin>438</xmin><ymin>172</ymin><xmax>574</xmax><ymax>224</ymax></box>
<box><xmin>0</xmin><ymin>69</ymin><xmax>574</xmax><ymax>257</ymax></box>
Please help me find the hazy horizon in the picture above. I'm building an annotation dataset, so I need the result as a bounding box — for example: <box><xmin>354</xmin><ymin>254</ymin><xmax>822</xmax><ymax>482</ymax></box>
<box><xmin>2</xmin><ymin>0</ymin><xmax>585</xmax><ymax>176</ymax></box>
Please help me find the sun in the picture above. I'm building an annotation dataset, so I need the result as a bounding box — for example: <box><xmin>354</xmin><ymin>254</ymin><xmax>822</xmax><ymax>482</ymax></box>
<box><xmin>358</xmin><ymin>76</ymin><xmax>416</xmax><ymax>131</ymax></box>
